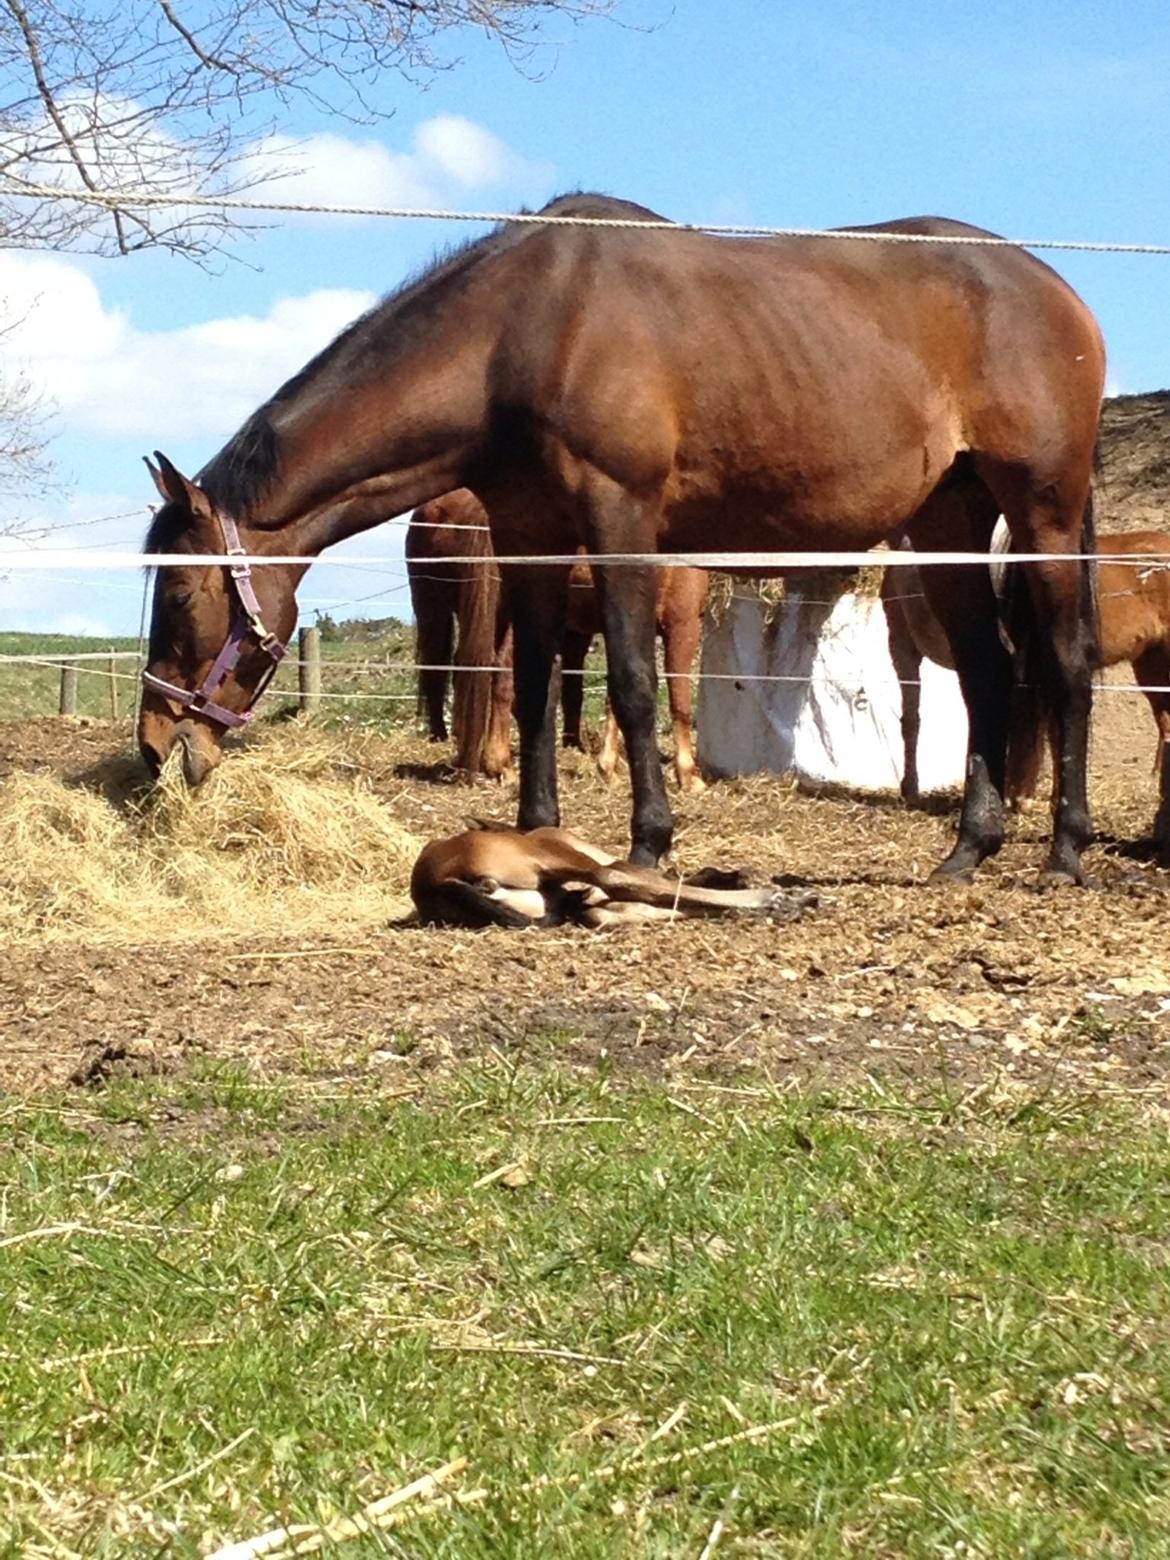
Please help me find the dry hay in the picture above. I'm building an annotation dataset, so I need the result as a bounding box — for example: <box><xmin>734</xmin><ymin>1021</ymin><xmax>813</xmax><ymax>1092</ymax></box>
<box><xmin>706</xmin><ymin>556</ymin><xmax>888</xmax><ymax>629</ymax></box>
<box><xmin>0</xmin><ymin>725</ymin><xmax>420</xmax><ymax>945</ymax></box>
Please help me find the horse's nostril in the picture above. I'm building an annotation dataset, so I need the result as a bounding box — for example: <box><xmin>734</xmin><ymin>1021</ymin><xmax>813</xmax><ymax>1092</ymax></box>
<box><xmin>141</xmin><ymin>741</ymin><xmax>164</xmax><ymax>778</ymax></box>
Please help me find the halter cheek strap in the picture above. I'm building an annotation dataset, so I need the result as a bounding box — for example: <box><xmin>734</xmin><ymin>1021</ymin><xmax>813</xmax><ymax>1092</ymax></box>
<box><xmin>141</xmin><ymin>512</ymin><xmax>289</xmax><ymax>730</ymax></box>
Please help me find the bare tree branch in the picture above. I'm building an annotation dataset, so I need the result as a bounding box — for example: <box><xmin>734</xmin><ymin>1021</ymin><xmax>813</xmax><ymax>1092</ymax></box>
<box><xmin>0</xmin><ymin>0</ymin><xmax>624</xmax><ymax>259</ymax></box>
<box><xmin>0</xmin><ymin>309</ymin><xmax>55</xmax><ymax>536</ymax></box>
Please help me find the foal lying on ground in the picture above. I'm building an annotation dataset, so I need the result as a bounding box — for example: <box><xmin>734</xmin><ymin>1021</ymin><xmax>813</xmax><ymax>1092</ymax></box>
<box><xmin>411</xmin><ymin>823</ymin><xmax>795</xmax><ymax>930</ymax></box>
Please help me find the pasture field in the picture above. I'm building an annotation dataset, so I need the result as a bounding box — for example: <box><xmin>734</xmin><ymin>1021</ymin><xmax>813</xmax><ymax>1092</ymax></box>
<box><xmin>3</xmin><ymin>1060</ymin><xmax>1170</xmax><ymax>1556</ymax></box>
<box><xmin>1</xmin><ymin>689</ymin><xmax>1169</xmax><ymax>1555</ymax></box>
<box><xmin>0</xmin><ymin>624</ymin><xmax>614</xmax><ymax>730</ymax></box>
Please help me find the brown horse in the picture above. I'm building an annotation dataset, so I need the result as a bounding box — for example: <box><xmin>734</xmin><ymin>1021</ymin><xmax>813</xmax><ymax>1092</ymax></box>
<box><xmin>409</xmin><ymin>488</ymin><xmax>711</xmax><ymax>791</ymax></box>
<box><xmin>886</xmin><ymin>530</ymin><xmax>1170</xmax><ymax>859</ymax></box>
<box><xmin>405</xmin><ymin>488</ymin><xmax>514</xmax><ymax>776</ymax></box>
<box><xmin>139</xmin><ymin>189</ymin><xmax>1104</xmax><ymax>885</ymax></box>
<box><xmin>411</xmin><ymin>822</ymin><xmax>786</xmax><ymax>929</ymax></box>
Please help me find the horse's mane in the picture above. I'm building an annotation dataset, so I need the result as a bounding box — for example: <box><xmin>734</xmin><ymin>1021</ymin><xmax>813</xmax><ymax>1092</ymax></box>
<box><xmin>143</xmin><ymin>191</ymin><xmax>664</xmax><ymax>545</ymax></box>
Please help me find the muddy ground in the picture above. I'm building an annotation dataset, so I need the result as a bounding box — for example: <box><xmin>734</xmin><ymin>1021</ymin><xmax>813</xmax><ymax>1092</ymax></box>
<box><xmin>2</xmin><ymin>680</ymin><xmax>1169</xmax><ymax>1105</ymax></box>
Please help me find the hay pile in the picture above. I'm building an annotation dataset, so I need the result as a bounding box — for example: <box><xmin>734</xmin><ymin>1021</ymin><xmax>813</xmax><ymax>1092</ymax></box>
<box><xmin>0</xmin><ymin>727</ymin><xmax>420</xmax><ymax>945</ymax></box>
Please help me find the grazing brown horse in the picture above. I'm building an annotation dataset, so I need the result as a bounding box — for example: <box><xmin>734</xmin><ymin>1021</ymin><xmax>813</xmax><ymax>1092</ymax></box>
<box><xmin>408</xmin><ymin>489</ymin><xmax>711</xmax><ymax>790</ymax></box>
<box><xmin>139</xmin><ymin>189</ymin><xmax>1104</xmax><ymax>885</ymax></box>
<box><xmin>411</xmin><ymin>822</ymin><xmax>785</xmax><ymax>929</ymax></box>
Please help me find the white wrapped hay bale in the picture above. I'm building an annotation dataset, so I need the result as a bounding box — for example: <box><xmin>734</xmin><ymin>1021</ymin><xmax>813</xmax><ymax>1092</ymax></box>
<box><xmin>696</xmin><ymin>583</ymin><xmax>968</xmax><ymax>793</ymax></box>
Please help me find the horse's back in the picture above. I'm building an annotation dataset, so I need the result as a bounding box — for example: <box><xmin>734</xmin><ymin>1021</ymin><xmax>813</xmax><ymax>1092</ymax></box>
<box><xmin>491</xmin><ymin>212</ymin><xmax>1103</xmax><ymax>530</ymax></box>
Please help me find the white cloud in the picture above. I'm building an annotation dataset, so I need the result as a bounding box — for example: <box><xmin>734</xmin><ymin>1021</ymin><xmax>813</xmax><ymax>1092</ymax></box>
<box><xmin>0</xmin><ymin>251</ymin><xmax>375</xmax><ymax>440</ymax></box>
<box><xmin>413</xmin><ymin>115</ymin><xmax>525</xmax><ymax>188</ymax></box>
<box><xmin>242</xmin><ymin>114</ymin><xmax>550</xmax><ymax>216</ymax></box>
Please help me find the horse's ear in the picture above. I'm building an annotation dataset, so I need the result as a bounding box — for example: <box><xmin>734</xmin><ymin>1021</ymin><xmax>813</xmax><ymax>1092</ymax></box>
<box><xmin>143</xmin><ymin>455</ymin><xmax>169</xmax><ymax>503</ymax></box>
<box><xmin>149</xmin><ymin>451</ymin><xmax>212</xmax><ymax>520</ymax></box>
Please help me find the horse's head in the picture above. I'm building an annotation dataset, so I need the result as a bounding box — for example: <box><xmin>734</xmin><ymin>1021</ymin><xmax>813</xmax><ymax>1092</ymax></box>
<box><xmin>138</xmin><ymin>452</ymin><xmax>299</xmax><ymax>786</ymax></box>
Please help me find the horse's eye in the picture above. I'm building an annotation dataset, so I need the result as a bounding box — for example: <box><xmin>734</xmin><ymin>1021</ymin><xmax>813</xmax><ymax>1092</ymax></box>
<box><xmin>170</xmin><ymin>590</ymin><xmax>192</xmax><ymax>609</ymax></box>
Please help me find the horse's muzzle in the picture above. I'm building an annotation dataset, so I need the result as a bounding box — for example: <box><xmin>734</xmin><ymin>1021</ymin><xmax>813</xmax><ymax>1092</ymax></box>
<box><xmin>138</xmin><ymin>708</ymin><xmax>223</xmax><ymax>787</ymax></box>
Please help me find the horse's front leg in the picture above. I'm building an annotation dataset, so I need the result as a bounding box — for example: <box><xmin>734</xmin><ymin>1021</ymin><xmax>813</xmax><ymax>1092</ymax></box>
<box><xmin>503</xmin><ymin>563</ymin><xmax>569</xmax><ymax>831</ymax></box>
<box><xmin>595</xmin><ymin>558</ymin><xmax>673</xmax><ymax>865</ymax></box>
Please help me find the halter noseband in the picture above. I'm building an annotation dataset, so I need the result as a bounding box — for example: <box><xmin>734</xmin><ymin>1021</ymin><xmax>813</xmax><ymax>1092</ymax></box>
<box><xmin>141</xmin><ymin>511</ymin><xmax>288</xmax><ymax>730</ymax></box>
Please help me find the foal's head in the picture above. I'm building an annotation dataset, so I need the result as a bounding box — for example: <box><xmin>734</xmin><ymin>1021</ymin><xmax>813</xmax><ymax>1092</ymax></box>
<box><xmin>138</xmin><ymin>453</ymin><xmax>300</xmax><ymax>786</ymax></box>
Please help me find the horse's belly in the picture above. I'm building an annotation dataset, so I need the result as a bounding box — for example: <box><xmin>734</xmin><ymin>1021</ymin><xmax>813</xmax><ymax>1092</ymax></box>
<box><xmin>663</xmin><ymin>399</ymin><xmax>954</xmax><ymax>550</ymax></box>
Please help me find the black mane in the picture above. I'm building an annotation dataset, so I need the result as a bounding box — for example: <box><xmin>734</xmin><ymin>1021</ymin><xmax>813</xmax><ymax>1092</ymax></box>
<box><xmin>143</xmin><ymin>191</ymin><xmax>666</xmax><ymax>543</ymax></box>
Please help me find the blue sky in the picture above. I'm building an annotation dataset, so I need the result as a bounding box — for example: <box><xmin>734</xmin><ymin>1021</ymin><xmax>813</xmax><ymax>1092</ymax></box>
<box><xmin>2</xmin><ymin>0</ymin><xmax>1168</xmax><ymax>633</ymax></box>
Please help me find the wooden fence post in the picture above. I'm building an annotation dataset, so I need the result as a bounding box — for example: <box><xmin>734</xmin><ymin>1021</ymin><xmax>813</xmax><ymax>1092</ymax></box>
<box><xmin>59</xmin><ymin>661</ymin><xmax>78</xmax><ymax>716</ymax></box>
<box><xmin>107</xmin><ymin>648</ymin><xmax>120</xmax><ymax>721</ymax></box>
<box><xmin>299</xmin><ymin>625</ymin><xmax>322</xmax><ymax>714</ymax></box>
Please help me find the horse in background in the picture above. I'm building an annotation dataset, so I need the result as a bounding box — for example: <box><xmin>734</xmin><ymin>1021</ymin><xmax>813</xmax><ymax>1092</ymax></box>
<box><xmin>407</xmin><ymin>490</ymin><xmax>710</xmax><ymax>791</ymax></box>
<box><xmin>406</xmin><ymin>490</ymin><xmax>513</xmax><ymax>777</ymax></box>
<box><xmin>886</xmin><ymin>530</ymin><xmax>1170</xmax><ymax>862</ymax></box>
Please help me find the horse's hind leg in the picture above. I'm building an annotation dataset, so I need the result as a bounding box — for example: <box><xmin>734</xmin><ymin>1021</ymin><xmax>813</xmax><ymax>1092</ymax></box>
<box><xmin>413</xmin><ymin>577</ymin><xmax>456</xmax><ymax>742</ymax></box>
<box><xmin>662</xmin><ymin>584</ymin><xmax>706</xmax><ymax>794</ymax></box>
<box><xmin>982</xmin><ymin>469</ymin><xmax>1096</xmax><ymax>884</ymax></box>
<box><xmin>883</xmin><ymin>585</ymin><xmax>924</xmax><ymax>805</ymax></box>
<box><xmin>907</xmin><ymin>479</ymin><xmax>1009</xmax><ymax>882</ymax></box>
<box><xmin>482</xmin><ymin>622</ymin><xmax>516</xmax><ymax>782</ymax></box>
<box><xmin>560</xmin><ymin>629</ymin><xmax>592</xmax><ymax>750</ymax></box>
<box><xmin>596</xmin><ymin>699</ymin><xmax>622</xmax><ymax>782</ymax></box>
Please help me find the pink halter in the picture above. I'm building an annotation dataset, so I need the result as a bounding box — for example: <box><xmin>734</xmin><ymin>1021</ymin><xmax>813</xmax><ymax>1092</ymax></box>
<box><xmin>141</xmin><ymin>511</ymin><xmax>288</xmax><ymax>729</ymax></box>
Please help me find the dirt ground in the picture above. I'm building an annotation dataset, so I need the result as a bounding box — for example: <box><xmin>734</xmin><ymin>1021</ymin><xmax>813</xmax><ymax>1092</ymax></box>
<box><xmin>2</xmin><ymin>680</ymin><xmax>1169</xmax><ymax>1105</ymax></box>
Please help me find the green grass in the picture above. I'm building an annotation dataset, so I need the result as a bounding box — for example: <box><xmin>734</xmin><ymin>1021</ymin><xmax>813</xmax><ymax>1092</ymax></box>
<box><xmin>0</xmin><ymin>624</ymin><xmax>620</xmax><ymax>732</ymax></box>
<box><xmin>0</xmin><ymin>632</ymin><xmax>143</xmax><ymax>721</ymax></box>
<box><xmin>3</xmin><ymin>1060</ymin><xmax>1169</xmax><ymax>1555</ymax></box>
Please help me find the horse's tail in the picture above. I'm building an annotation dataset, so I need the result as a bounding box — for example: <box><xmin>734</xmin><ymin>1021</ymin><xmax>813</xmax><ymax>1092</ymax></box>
<box><xmin>406</xmin><ymin>516</ymin><xmax>456</xmax><ymax>739</ymax></box>
<box><xmin>451</xmin><ymin>526</ymin><xmax>506</xmax><ymax>774</ymax></box>
<box><xmin>1002</xmin><ymin>487</ymin><xmax>1098</xmax><ymax>804</ymax></box>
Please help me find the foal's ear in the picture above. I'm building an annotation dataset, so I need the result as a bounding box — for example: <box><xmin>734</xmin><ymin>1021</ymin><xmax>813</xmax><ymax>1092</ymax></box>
<box><xmin>146</xmin><ymin>451</ymin><xmax>213</xmax><ymax>520</ymax></box>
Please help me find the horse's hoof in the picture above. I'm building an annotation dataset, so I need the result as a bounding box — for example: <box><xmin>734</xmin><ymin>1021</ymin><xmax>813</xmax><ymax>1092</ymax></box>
<box><xmin>927</xmin><ymin>863</ymin><xmax>976</xmax><ymax>889</ymax></box>
<box><xmin>678</xmin><ymin>773</ymin><xmax>707</xmax><ymax>796</ymax></box>
<box><xmin>1036</xmin><ymin>866</ymin><xmax>1085</xmax><ymax>890</ymax></box>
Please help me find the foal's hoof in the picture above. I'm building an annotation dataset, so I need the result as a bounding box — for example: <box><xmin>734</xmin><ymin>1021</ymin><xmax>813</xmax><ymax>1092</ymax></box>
<box><xmin>766</xmin><ymin>887</ymin><xmax>818</xmax><ymax>921</ymax></box>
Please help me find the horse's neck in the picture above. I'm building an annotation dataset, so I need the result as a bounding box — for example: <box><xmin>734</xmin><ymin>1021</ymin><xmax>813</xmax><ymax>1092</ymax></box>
<box><xmin>256</xmin><ymin>321</ymin><xmax>494</xmax><ymax>557</ymax></box>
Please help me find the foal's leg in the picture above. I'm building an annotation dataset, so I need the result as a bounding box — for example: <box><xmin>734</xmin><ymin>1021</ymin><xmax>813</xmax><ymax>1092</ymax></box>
<box><xmin>586</xmin><ymin>477</ymin><xmax>673</xmax><ymax>865</ymax></box>
<box><xmin>502</xmin><ymin>563</ymin><xmax>570</xmax><ymax>830</ymax></box>
<box><xmin>908</xmin><ymin>482</ymin><xmax>1009</xmax><ymax>883</ymax></box>
<box><xmin>1132</xmin><ymin>646</ymin><xmax>1170</xmax><ymax>863</ymax></box>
